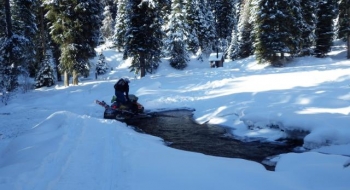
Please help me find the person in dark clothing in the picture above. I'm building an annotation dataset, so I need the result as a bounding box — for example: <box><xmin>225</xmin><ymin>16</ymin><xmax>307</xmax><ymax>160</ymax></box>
<box><xmin>114</xmin><ymin>78</ymin><xmax>130</xmax><ymax>104</ymax></box>
<box><xmin>114</xmin><ymin>77</ymin><xmax>139</xmax><ymax>114</ymax></box>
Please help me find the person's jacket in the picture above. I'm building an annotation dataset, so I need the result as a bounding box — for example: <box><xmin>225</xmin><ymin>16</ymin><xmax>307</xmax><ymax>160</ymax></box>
<box><xmin>114</xmin><ymin>79</ymin><xmax>129</xmax><ymax>97</ymax></box>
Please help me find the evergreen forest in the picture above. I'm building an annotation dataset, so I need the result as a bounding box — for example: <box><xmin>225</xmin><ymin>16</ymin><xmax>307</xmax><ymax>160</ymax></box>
<box><xmin>1</xmin><ymin>0</ymin><xmax>350</xmax><ymax>99</ymax></box>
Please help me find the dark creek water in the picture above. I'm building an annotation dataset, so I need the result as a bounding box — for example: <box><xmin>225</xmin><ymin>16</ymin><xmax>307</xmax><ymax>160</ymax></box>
<box><xmin>126</xmin><ymin>110</ymin><xmax>303</xmax><ymax>171</ymax></box>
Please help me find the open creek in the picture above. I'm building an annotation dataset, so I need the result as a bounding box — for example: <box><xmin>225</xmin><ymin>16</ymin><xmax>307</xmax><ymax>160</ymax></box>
<box><xmin>125</xmin><ymin>110</ymin><xmax>303</xmax><ymax>171</ymax></box>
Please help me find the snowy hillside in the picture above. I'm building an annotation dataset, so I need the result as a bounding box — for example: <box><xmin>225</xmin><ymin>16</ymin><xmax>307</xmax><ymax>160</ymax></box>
<box><xmin>0</xmin><ymin>40</ymin><xmax>349</xmax><ymax>189</ymax></box>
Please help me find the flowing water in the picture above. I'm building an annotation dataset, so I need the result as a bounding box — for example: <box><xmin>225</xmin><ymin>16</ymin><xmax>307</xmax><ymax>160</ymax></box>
<box><xmin>126</xmin><ymin>110</ymin><xmax>303</xmax><ymax>171</ymax></box>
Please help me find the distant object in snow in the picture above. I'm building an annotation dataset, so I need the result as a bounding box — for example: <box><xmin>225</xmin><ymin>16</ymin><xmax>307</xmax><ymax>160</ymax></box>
<box><xmin>209</xmin><ymin>52</ymin><xmax>224</xmax><ymax>68</ymax></box>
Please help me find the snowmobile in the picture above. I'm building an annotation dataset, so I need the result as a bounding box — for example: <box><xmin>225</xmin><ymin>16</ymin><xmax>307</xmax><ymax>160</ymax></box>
<box><xmin>95</xmin><ymin>94</ymin><xmax>150</xmax><ymax>121</ymax></box>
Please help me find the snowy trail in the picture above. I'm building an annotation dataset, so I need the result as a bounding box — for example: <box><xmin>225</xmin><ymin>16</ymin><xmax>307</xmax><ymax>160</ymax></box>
<box><xmin>46</xmin><ymin>115</ymin><xmax>127</xmax><ymax>190</ymax></box>
<box><xmin>0</xmin><ymin>112</ymin><xmax>129</xmax><ymax>190</ymax></box>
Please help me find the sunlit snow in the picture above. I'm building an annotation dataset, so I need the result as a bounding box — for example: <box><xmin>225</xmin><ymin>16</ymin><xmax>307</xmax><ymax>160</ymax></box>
<box><xmin>0</xmin><ymin>40</ymin><xmax>349</xmax><ymax>189</ymax></box>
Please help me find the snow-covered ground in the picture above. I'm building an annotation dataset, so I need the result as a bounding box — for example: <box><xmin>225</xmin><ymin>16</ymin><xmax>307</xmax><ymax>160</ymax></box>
<box><xmin>0</xmin><ymin>41</ymin><xmax>349</xmax><ymax>189</ymax></box>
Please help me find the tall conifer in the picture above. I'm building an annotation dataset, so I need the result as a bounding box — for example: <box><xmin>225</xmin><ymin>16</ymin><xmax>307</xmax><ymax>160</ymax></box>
<box><xmin>186</xmin><ymin>0</ymin><xmax>200</xmax><ymax>55</ymax></box>
<box><xmin>101</xmin><ymin>4</ymin><xmax>115</xmax><ymax>40</ymax></box>
<box><xmin>45</xmin><ymin>0</ymin><xmax>102</xmax><ymax>86</ymax></box>
<box><xmin>314</xmin><ymin>0</ymin><xmax>338</xmax><ymax>57</ymax></box>
<box><xmin>165</xmin><ymin>0</ymin><xmax>189</xmax><ymax>69</ymax></box>
<box><xmin>113</xmin><ymin>0</ymin><xmax>127</xmax><ymax>51</ymax></box>
<box><xmin>299</xmin><ymin>0</ymin><xmax>317</xmax><ymax>56</ymax></box>
<box><xmin>338</xmin><ymin>0</ymin><xmax>350</xmax><ymax>40</ymax></box>
<box><xmin>196</xmin><ymin>0</ymin><xmax>216</xmax><ymax>58</ymax></box>
<box><xmin>124</xmin><ymin>0</ymin><xmax>163</xmax><ymax>77</ymax></box>
<box><xmin>11</xmin><ymin>0</ymin><xmax>39</xmax><ymax>77</ymax></box>
<box><xmin>0</xmin><ymin>0</ymin><xmax>26</xmax><ymax>92</ymax></box>
<box><xmin>253</xmin><ymin>0</ymin><xmax>303</xmax><ymax>65</ymax></box>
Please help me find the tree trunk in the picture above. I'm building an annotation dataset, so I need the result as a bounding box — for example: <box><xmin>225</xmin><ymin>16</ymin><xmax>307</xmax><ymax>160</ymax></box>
<box><xmin>347</xmin><ymin>35</ymin><xmax>350</xmax><ymax>59</ymax></box>
<box><xmin>4</xmin><ymin>0</ymin><xmax>12</xmax><ymax>38</ymax></box>
<box><xmin>72</xmin><ymin>70</ymin><xmax>79</xmax><ymax>85</ymax></box>
<box><xmin>39</xmin><ymin>6</ymin><xmax>46</xmax><ymax>57</ymax></box>
<box><xmin>52</xmin><ymin>43</ymin><xmax>62</xmax><ymax>81</ymax></box>
<box><xmin>140</xmin><ymin>53</ymin><xmax>146</xmax><ymax>78</ymax></box>
<box><xmin>64</xmin><ymin>71</ymin><xmax>69</xmax><ymax>87</ymax></box>
<box><xmin>347</xmin><ymin>7</ymin><xmax>350</xmax><ymax>59</ymax></box>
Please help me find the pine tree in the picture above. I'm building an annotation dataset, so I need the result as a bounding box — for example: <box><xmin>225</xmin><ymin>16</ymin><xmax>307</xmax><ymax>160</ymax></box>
<box><xmin>314</xmin><ymin>0</ymin><xmax>338</xmax><ymax>58</ymax></box>
<box><xmin>159</xmin><ymin>0</ymin><xmax>172</xmax><ymax>20</ymax></box>
<box><xmin>253</xmin><ymin>0</ymin><xmax>303</xmax><ymax>65</ymax></box>
<box><xmin>286</xmin><ymin>0</ymin><xmax>304</xmax><ymax>56</ymax></box>
<box><xmin>102</xmin><ymin>0</ymin><xmax>117</xmax><ymax>18</ymax></box>
<box><xmin>194</xmin><ymin>0</ymin><xmax>216</xmax><ymax>59</ymax></box>
<box><xmin>101</xmin><ymin>4</ymin><xmax>115</xmax><ymax>40</ymax></box>
<box><xmin>338</xmin><ymin>0</ymin><xmax>350</xmax><ymax>58</ymax></box>
<box><xmin>11</xmin><ymin>0</ymin><xmax>39</xmax><ymax>77</ymax></box>
<box><xmin>0</xmin><ymin>0</ymin><xmax>6</xmax><ymax>55</ymax></box>
<box><xmin>35</xmin><ymin>55</ymin><xmax>55</xmax><ymax>88</ymax></box>
<box><xmin>215</xmin><ymin>0</ymin><xmax>235</xmax><ymax>40</ymax></box>
<box><xmin>96</xmin><ymin>53</ymin><xmax>109</xmax><ymax>75</ymax></box>
<box><xmin>124</xmin><ymin>0</ymin><xmax>163</xmax><ymax>77</ymax></box>
<box><xmin>229</xmin><ymin>0</ymin><xmax>254</xmax><ymax>60</ymax></box>
<box><xmin>299</xmin><ymin>0</ymin><xmax>317</xmax><ymax>56</ymax></box>
<box><xmin>73</xmin><ymin>0</ymin><xmax>103</xmax><ymax>80</ymax></box>
<box><xmin>35</xmin><ymin>2</ymin><xmax>52</xmax><ymax>77</ymax></box>
<box><xmin>165</xmin><ymin>0</ymin><xmax>189</xmax><ymax>70</ymax></box>
<box><xmin>0</xmin><ymin>0</ymin><xmax>26</xmax><ymax>92</ymax></box>
<box><xmin>113</xmin><ymin>0</ymin><xmax>127</xmax><ymax>51</ymax></box>
<box><xmin>0</xmin><ymin>0</ymin><xmax>6</xmax><ymax>38</ymax></box>
<box><xmin>214</xmin><ymin>0</ymin><xmax>235</xmax><ymax>52</ymax></box>
<box><xmin>253</xmin><ymin>0</ymin><xmax>285</xmax><ymax>64</ymax></box>
<box><xmin>45</xmin><ymin>0</ymin><xmax>76</xmax><ymax>86</ymax></box>
<box><xmin>237</xmin><ymin>17</ymin><xmax>254</xmax><ymax>59</ymax></box>
<box><xmin>338</xmin><ymin>0</ymin><xmax>350</xmax><ymax>40</ymax></box>
<box><xmin>45</xmin><ymin>0</ymin><xmax>102</xmax><ymax>86</ymax></box>
<box><xmin>185</xmin><ymin>0</ymin><xmax>200</xmax><ymax>54</ymax></box>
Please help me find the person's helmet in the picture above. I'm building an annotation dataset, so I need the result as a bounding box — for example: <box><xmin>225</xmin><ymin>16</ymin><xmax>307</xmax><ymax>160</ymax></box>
<box><xmin>124</xmin><ymin>78</ymin><xmax>130</xmax><ymax>83</ymax></box>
